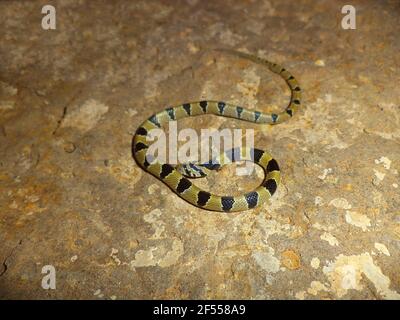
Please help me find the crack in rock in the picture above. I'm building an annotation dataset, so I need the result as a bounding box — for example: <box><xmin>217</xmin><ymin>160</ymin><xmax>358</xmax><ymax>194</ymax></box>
<box><xmin>0</xmin><ymin>240</ymin><xmax>22</xmax><ymax>277</ymax></box>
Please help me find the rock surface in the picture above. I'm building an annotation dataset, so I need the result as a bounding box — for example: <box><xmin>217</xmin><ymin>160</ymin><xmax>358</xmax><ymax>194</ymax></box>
<box><xmin>0</xmin><ymin>0</ymin><xmax>399</xmax><ymax>299</ymax></box>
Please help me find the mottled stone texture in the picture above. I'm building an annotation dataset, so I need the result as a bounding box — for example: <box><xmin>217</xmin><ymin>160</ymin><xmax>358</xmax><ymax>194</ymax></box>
<box><xmin>0</xmin><ymin>0</ymin><xmax>399</xmax><ymax>299</ymax></box>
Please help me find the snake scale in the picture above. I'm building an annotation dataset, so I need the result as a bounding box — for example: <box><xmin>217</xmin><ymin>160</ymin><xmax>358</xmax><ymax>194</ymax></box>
<box><xmin>132</xmin><ymin>49</ymin><xmax>301</xmax><ymax>212</ymax></box>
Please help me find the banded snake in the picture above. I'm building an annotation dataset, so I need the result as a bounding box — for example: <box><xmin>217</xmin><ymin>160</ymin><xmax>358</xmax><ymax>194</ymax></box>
<box><xmin>132</xmin><ymin>49</ymin><xmax>301</xmax><ymax>212</ymax></box>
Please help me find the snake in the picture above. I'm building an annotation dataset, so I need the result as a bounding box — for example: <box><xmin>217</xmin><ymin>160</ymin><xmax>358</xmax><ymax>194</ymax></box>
<box><xmin>132</xmin><ymin>49</ymin><xmax>301</xmax><ymax>212</ymax></box>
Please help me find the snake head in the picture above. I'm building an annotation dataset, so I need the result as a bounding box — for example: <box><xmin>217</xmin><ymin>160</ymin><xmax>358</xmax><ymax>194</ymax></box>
<box><xmin>176</xmin><ymin>163</ymin><xmax>208</xmax><ymax>178</ymax></box>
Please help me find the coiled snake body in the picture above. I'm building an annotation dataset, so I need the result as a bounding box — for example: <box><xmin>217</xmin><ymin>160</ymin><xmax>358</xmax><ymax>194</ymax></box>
<box><xmin>132</xmin><ymin>49</ymin><xmax>301</xmax><ymax>212</ymax></box>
